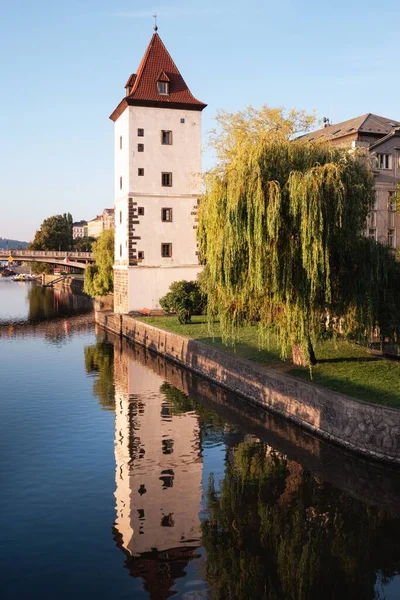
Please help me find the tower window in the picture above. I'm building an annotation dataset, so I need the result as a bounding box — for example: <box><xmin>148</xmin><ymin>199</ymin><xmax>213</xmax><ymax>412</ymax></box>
<box><xmin>138</xmin><ymin>251</ymin><xmax>144</xmax><ymax>259</ymax></box>
<box><xmin>161</xmin><ymin>208</ymin><xmax>172</xmax><ymax>222</ymax></box>
<box><xmin>119</xmin><ymin>136</ymin><xmax>122</xmax><ymax>149</ymax></box>
<box><xmin>138</xmin><ymin>143</ymin><xmax>144</xmax><ymax>152</ymax></box>
<box><xmin>180</xmin><ymin>118</ymin><xmax>185</xmax><ymax>123</ymax></box>
<box><xmin>119</xmin><ymin>210</ymin><xmax>122</xmax><ymax>224</ymax></box>
<box><xmin>138</xmin><ymin>168</ymin><xmax>144</xmax><ymax>176</ymax></box>
<box><xmin>119</xmin><ymin>244</ymin><xmax>122</xmax><ymax>257</ymax></box>
<box><xmin>161</xmin><ymin>243</ymin><xmax>172</xmax><ymax>257</ymax></box>
<box><xmin>161</xmin><ymin>172</ymin><xmax>172</xmax><ymax>187</ymax></box>
<box><xmin>119</xmin><ymin>176</ymin><xmax>122</xmax><ymax>190</ymax></box>
<box><xmin>137</xmin><ymin>128</ymin><xmax>144</xmax><ymax>136</ymax></box>
<box><xmin>157</xmin><ymin>81</ymin><xmax>169</xmax><ymax>95</ymax></box>
<box><xmin>161</xmin><ymin>130</ymin><xmax>172</xmax><ymax>145</ymax></box>
<box><xmin>138</xmin><ymin>207</ymin><xmax>144</xmax><ymax>216</ymax></box>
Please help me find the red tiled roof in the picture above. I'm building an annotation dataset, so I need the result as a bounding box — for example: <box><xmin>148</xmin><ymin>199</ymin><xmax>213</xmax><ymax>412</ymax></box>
<box><xmin>110</xmin><ymin>33</ymin><xmax>206</xmax><ymax>121</ymax></box>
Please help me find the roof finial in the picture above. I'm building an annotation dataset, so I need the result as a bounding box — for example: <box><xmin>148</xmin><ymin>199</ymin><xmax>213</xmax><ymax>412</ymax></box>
<box><xmin>153</xmin><ymin>13</ymin><xmax>158</xmax><ymax>32</ymax></box>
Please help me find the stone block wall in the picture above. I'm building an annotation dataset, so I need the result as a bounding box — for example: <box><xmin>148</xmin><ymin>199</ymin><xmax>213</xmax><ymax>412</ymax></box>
<box><xmin>96</xmin><ymin>312</ymin><xmax>400</xmax><ymax>464</ymax></box>
<box><xmin>113</xmin><ymin>269</ymin><xmax>128</xmax><ymax>314</ymax></box>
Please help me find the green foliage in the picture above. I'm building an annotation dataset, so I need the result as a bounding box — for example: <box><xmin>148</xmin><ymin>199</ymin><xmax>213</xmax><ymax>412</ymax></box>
<box><xmin>84</xmin><ymin>341</ymin><xmax>115</xmax><ymax>409</ymax></box>
<box><xmin>202</xmin><ymin>440</ymin><xmax>400</xmax><ymax>600</ymax></box>
<box><xmin>160</xmin><ymin>382</ymin><xmax>225</xmax><ymax>431</ymax></box>
<box><xmin>30</xmin><ymin>213</ymin><xmax>73</xmax><ymax>250</ymax></box>
<box><xmin>73</xmin><ymin>236</ymin><xmax>96</xmax><ymax>252</ymax></box>
<box><xmin>83</xmin><ymin>229</ymin><xmax>114</xmax><ymax>297</ymax></box>
<box><xmin>198</xmin><ymin>105</ymin><xmax>399</xmax><ymax>364</ymax></box>
<box><xmin>0</xmin><ymin>237</ymin><xmax>28</xmax><ymax>249</ymax></box>
<box><xmin>159</xmin><ymin>280</ymin><xmax>206</xmax><ymax>324</ymax></box>
<box><xmin>29</xmin><ymin>261</ymin><xmax>53</xmax><ymax>275</ymax></box>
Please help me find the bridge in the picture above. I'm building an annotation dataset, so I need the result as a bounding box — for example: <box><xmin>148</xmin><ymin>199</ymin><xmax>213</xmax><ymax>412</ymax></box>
<box><xmin>0</xmin><ymin>250</ymin><xmax>94</xmax><ymax>270</ymax></box>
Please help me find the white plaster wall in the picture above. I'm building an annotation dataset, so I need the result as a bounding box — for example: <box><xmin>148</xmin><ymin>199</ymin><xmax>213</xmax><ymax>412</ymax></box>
<box><xmin>128</xmin><ymin>106</ymin><xmax>202</xmax><ymax>196</ymax></box>
<box><xmin>133</xmin><ymin>195</ymin><xmax>199</xmax><ymax>266</ymax></box>
<box><xmin>114</xmin><ymin>110</ymin><xmax>130</xmax><ymax>200</ymax></box>
<box><xmin>113</xmin><ymin>103</ymin><xmax>203</xmax><ymax>304</ymax></box>
<box><xmin>114</xmin><ymin>198</ymin><xmax>129</xmax><ymax>265</ymax></box>
<box><xmin>128</xmin><ymin>265</ymin><xmax>203</xmax><ymax>310</ymax></box>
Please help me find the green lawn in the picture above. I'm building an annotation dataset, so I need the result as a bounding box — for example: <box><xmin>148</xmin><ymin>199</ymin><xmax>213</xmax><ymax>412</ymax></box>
<box><xmin>137</xmin><ymin>315</ymin><xmax>400</xmax><ymax>408</ymax></box>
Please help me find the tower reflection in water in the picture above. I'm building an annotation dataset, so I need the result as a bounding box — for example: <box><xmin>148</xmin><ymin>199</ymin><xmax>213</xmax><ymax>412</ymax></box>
<box><xmin>112</xmin><ymin>342</ymin><xmax>203</xmax><ymax>598</ymax></box>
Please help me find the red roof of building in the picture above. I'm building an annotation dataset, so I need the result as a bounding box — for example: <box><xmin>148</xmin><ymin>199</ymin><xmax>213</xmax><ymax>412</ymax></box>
<box><xmin>110</xmin><ymin>33</ymin><xmax>206</xmax><ymax>121</ymax></box>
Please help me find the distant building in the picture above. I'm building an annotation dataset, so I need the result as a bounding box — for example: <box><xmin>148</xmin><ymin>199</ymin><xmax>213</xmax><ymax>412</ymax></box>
<box><xmin>87</xmin><ymin>215</ymin><xmax>104</xmax><ymax>238</ymax></box>
<box><xmin>102</xmin><ymin>208</ymin><xmax>115</xmax><ymax>231</ymax></box>
<box><xmin>72</xmin><ymin>221</ymin><xmax>87</xmax><ymax>239</ymax></box>
<box><xmin>301</xmin><ymin>113</ymin><xmax>400</xmax><ymax>249</ymax></box>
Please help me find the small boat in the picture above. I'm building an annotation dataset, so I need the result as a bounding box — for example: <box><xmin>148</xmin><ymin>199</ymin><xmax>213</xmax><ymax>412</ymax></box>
<box><xmin>11</xmin><ymin>274</ymin><xmax>36</xmax><ymax>282</ymax></box>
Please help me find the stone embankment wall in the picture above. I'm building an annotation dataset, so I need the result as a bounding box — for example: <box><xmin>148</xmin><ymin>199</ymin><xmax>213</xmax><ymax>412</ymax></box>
<box><xmin>42</xmin><ymin>274</ymin><xmax>85</xmax><ymax>293</ymax></box>
<box><xmin>96</xmin><ymin>311</ymin><xmax>400</xmax><ymax>464</ymax></box>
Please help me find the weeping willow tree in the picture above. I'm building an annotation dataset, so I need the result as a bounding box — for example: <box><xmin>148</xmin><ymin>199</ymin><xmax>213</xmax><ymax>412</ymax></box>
<box><xmin>198</xmin><ymin>106</ymin><xmax>400</xmax><ymax>365</ymax></box>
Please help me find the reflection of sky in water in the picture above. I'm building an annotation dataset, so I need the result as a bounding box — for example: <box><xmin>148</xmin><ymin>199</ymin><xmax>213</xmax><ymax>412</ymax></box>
<box><xmin>0</xmin><ymin>279</ymin><xmax>32</xmax><ymax>321</ymax></box>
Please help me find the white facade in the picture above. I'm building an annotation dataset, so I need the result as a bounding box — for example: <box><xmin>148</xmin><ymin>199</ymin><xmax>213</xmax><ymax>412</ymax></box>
<box><xmin>113</xmin><ymin>106</ymin><xmax>203</xmax><ymax>312</ymax></box>
<box><xmin>72</xmin><ymin>224</ymin><xmax>86</xmax><ymax>239</ymax></box>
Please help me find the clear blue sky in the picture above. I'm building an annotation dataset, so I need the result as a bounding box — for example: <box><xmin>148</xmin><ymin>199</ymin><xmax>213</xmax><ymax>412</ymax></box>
<box><xmin>1</xmin><ymin>0</ymin><xmax>399</xmax><ymax>241</ymax></box>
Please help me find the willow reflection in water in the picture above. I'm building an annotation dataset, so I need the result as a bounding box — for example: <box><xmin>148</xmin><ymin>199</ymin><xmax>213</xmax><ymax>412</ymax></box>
<box><xmin>87</xmin><ymin>337</ymin><xmax>400</xmax><ymax>600</ymax></box>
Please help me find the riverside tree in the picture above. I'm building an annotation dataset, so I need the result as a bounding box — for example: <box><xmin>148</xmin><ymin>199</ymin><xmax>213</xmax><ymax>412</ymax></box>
<box><xmin>198</xmin><ymin>106</ymin><xmax>400</xmax><ymax>365</ymax></box>
<box><xmin>30</xmin><ymin>213</ymin><xmax>73</xmax><ymax>251</ymax></box>
<box><xmin>84</xmin><ymin>229</ymin><xmax>114</xmax><ymax>297</ymax></box>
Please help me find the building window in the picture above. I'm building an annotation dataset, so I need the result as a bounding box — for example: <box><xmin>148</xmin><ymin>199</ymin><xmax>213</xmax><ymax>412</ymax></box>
<box><xmin>161</xmin><ymin>208</ymin><xmax>172</xmax><ymax>222</ymax></box>
<box><xmin>138</xmin><ymin>251</ymin><xmax>144</xmax><ymax>259</ymax></box>
<box><xmin>119</xmin><ymin>176</ymin><xmax>122</xmax><ymax>190</ymax></box>
<box><xmin>119</xmin><ymin>210</ymin><xmax>122</xmax><ymax>224</ymax></box>
<box><xmin>368</xmin><ymin>228</ymin><xmax>377</xmax><ymax>241</ymax></box>
<box><xmin>138</xmin><ymin>143</ymin><xmax>144</xmax><ymax>152</ymax></box>
<box><xmin>157</xmin><ymin>81</ymin><xmax>169</xmax><ymax>95</ymax></box>
<box><xmin>161</xmin><ymin>514</ymin><xmax>175</xmax><ymax>527</ymax></box>
<box><xmin>161</xmin><ymin>243</ymin><xmax>172</xmax><ymax>257</ymax></box>
<box><xmin>138</xmin><ymin>207</ymin><xmax>144</xmax><ymax>216</ymax></box>
<box><xmin>388</xmin><ymin>229</ymin><xmax>396</xmax><ymax>248</ymax></box>
<box><xmin>137</xmin><ymin>128</ymin><xmax>144</xmax><ymax>136</ymax></box>
<box><xmin>119</xmin><ymin>244</ymin><xmax>122</xmax><ymax>257</ymax></box>
<box><xmin>119</xmin><ymin>136</ymin><xmax>122</xmax><ymax>149</ymax></box>
<box><xmin>369</xmin><ymin>211</ymin><xmax>376</xmax><ymax>227</ymax></box>
<box><xmin>180</xmin><ymin>118</ymin><xmax>185</xmax><ymax>123</ymax></box>
<box><xmin>161</xmin><ymin>172</ymin><xmax>172</xmax><ymax>187</ymax></box>
<box><xmin>161</xmin><ymin>130</ymin><xmax>172</xmax><ymax>145</ymax></box>
<box><xmin>138</xmin><ymin>168</ymin><xmax>144</xmax><ymax>176</ymax></box>
<box><xmin>388</xmin><ymin>191</ymin><xmax>396</xmax><ymax>211</ymax></box>
<box><xmin>162</xmin><ymin>439</ymin><xmax>174</xmax><ymax>454</ymax></box>
<box><xmin>377</xmin><ymin>153</ymin><xmax>392</xmax><ymax>169</ymax></box>
<box><xmin>389</xmin><ymin>212</ymin><xmax>395</xmax><ymax>227</ymax></box>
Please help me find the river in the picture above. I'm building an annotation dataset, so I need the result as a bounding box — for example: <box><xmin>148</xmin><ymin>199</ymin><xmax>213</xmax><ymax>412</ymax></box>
<box><xmin>1</xmin><ymin>278</ymin><xmax>400</xmax><ymax>599</ymax></box>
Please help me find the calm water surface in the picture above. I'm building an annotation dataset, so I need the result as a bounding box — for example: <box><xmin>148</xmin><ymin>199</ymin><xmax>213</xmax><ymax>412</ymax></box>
<box><xmin>1</xmin><ymin>280</ymin><xmax>400</xmax><ymax>599</ymax></box>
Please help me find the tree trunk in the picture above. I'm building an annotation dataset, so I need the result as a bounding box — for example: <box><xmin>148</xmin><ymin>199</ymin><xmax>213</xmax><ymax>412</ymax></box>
<box><xmin>292</xmin><ymin>338</ymin><xmax>317</xmax><ymax>367</ymax></box>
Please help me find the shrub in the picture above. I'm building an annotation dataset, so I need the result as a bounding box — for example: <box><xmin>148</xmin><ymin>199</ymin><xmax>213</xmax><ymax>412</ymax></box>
<box><xmin>159</xmin><ymin>280</ymin><xmax>206</xmax><ymax>324</ymax></box>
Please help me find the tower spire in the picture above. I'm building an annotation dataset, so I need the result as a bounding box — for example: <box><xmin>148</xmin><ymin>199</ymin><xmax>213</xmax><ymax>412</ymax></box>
<box><xmin>153</xmin><ymin>13</ymin><xmax>158</xmax><ymax>32</ymax></box>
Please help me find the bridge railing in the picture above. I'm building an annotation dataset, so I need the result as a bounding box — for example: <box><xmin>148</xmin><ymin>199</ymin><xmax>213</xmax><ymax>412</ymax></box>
<box><xmin>0</xmin><ymin>250</ymin><xmax>93</xmax><ymax>259</ymax></box>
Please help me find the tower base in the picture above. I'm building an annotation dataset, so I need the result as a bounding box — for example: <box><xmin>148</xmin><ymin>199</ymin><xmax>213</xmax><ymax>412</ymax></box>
<box><xmin>113</xmin><ymin>265</ymin><xmax>203</xmax><ymax>314</ymax></box>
